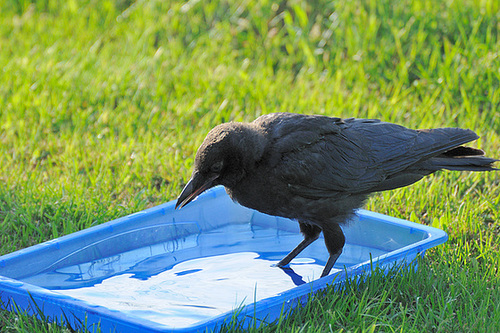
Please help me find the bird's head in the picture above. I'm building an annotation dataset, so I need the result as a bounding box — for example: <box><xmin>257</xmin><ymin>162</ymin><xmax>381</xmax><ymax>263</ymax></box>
<box><xmin>175</xmin><ymin>122</ymin><xmax>265</xmax><ymax>209</ymax></box>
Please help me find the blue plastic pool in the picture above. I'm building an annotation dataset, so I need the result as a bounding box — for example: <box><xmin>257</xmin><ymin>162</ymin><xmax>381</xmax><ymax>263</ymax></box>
<box><xmin>0</xmin><ymin>186</ymin><xmax>447</xmax><ymax>332</ymax></box>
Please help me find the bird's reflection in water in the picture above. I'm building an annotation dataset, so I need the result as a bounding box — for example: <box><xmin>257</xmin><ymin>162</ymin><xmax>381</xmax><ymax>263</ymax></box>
<box><xmin>279</xmin><ymin>266</ymin><xmax>307</xmax><ymax>286</ymax></box>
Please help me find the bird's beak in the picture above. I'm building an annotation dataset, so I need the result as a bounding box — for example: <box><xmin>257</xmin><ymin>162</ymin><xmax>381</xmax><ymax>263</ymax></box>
<box><xmin>175</xmin><ymin>173</ymin><xmax>218</xmax><ymax>209</ymax></box>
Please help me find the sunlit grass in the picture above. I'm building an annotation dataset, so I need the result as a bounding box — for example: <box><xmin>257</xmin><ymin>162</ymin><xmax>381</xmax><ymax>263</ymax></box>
<box><xmin>0</xmin><ymin>0</ymin><xmax>499</xmax><ymax>331</ymax></box>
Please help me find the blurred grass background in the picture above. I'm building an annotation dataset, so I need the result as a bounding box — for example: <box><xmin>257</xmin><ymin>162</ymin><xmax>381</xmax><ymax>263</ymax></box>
<box><xmin>0</xmin><ymin>0</ymin><xmax>499</xmax><ymax>331</ymax></box>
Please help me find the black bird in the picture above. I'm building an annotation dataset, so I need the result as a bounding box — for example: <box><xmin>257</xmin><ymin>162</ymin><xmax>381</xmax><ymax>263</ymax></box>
<box><xmin>176</xmin><ymin>113</ymin><xmax>497</xmax><ymax>277</ymax></box>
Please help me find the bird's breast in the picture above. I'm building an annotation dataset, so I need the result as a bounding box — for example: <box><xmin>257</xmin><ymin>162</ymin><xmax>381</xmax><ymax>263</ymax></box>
<box><xmin>224</xmin><ymin>175</ymin><xmax>289</xmax><ymax>217</ymax></box>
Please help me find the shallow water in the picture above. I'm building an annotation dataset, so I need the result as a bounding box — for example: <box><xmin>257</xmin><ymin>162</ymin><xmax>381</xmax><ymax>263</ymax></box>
<box><xmin>57</xmin><ymin>252</ymin><xmax>330</xmax><ymax>327</ymax></box>
<box><xmin>21</xmin><ymin>222</ymin><xmax>378</xmax><ymax>328</ymax></box>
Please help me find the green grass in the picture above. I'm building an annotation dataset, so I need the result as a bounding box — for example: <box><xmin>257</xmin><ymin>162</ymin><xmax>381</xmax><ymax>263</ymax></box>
<box><xmin>0</xmin><ymin>0</ymin><xmax>499</xmax><ymax>331</ymax></box>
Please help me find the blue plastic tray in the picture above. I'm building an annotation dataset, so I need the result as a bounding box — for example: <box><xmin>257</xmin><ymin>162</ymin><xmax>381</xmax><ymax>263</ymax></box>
<box><xmin>0</xmin><ymin>186</ymin><xmax>447</xmax><ymax>332</ymax></box>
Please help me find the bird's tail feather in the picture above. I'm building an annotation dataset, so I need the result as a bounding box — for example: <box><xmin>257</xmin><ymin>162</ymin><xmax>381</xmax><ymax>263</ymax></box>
<box><xmin>428</xmin><ymin>146</ymin><xmax>498</xmax><ymax>171</ymax></box>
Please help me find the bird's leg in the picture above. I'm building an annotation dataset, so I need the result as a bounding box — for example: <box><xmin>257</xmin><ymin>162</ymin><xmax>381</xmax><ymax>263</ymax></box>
<box><xmin>320</xmin><ymin>223</ymin><xmax>345</xmax><ymax>277</ymax></box>
<box><xmin>276</xmin><ymin>238</ymin><xmax>316</xmax><ymax>268</ymax></box>
<box><xmin>321</xmin><ymin>249</ymin><xmax>342</xmax><ymax>277</ymax></box>
<box><xmin>277</xmin><ymin>222</ymin><xmax>321</xmax><ymax>268</ymax></box>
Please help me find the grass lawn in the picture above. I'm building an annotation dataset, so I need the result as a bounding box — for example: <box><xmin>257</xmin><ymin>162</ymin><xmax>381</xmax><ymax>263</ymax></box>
<box><xmin>0</xmin><ymin>0</ymin><xmax>499</xmax><ymax>331</ymax></box>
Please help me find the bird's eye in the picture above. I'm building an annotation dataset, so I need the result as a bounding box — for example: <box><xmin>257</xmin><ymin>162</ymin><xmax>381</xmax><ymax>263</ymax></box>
<box><xmin>211</xmin><ymin>161</ymin><xmax>223</xmax><ymax>173</ymax></box>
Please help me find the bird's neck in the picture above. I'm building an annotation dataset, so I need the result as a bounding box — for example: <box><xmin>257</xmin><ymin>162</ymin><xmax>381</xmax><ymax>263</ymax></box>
<box><xmin>232</xmin><ymin>123</ymin><xmax>267</xmax><ymax>166</ymax></box>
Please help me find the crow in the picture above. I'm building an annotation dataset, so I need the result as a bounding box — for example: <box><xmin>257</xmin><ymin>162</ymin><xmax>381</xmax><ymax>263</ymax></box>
<box><xmin>176</xmin><ymin>113</ymin><xmax>497</xmax><ymax>278</ymax></box>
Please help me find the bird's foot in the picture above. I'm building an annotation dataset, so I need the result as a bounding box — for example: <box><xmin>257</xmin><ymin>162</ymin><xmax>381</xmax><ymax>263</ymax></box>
<box><xmin>275</xmin><ymin>259</ymin><xmax>290</xmax><ymax>268</ymax></box>
<box><xmin>320</xmin><ymin>249</ymin><xmax>342</xmax><ymax>278</ymax></box>
<box><xmin>273</xmin><ymin>261</ymin><xmax>289</xmax><ymax>269</ymax></box>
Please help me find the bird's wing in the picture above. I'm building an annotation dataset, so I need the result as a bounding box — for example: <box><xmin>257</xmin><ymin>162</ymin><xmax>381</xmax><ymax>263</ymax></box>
<box><xmin>260</xmin><ymin>115</ymin><xmax>478</xmax><ymax>198</ymax></box>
